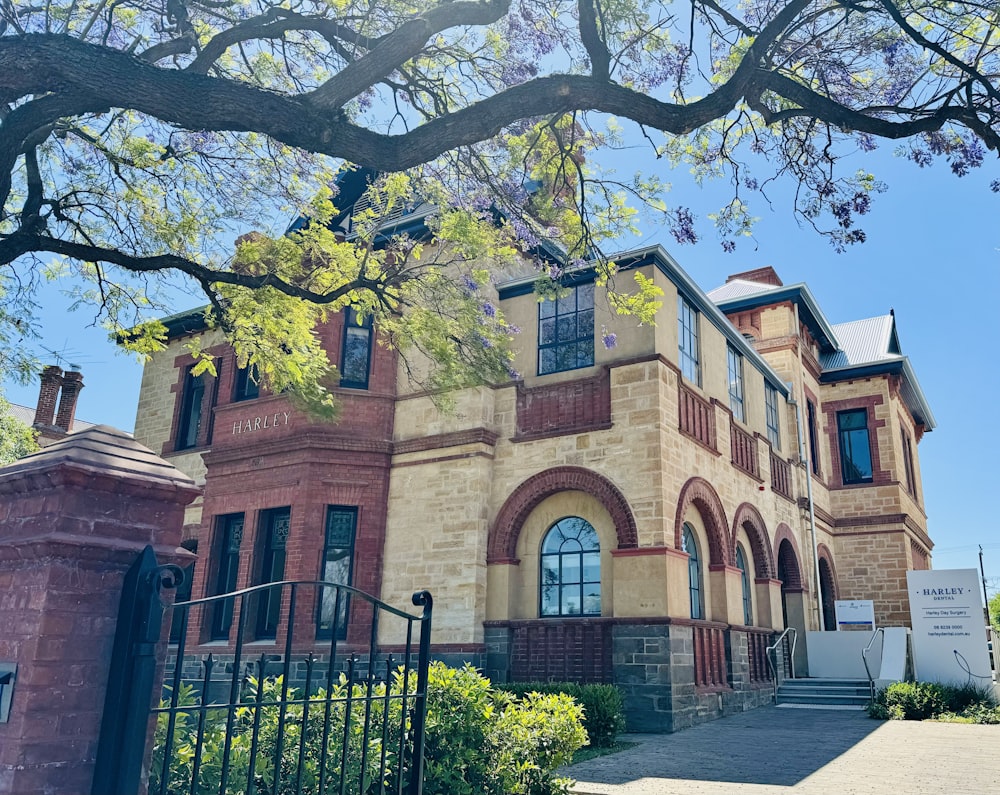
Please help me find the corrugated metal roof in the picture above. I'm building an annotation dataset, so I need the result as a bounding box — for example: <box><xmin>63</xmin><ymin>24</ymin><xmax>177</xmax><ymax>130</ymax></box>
<box><xmin>820</xmin><ymin>315</ymin><xmax>896</xmax><ymax>370</ymax></box>
<box><xmin>706</xmin><ymin>279</ymin><xmax>783</xmax><ymax>303</ymax></box>
<box><xmin>5</xmin><ymin>401</ymin><xmax>98</xmax><ymax>433</ymax></box>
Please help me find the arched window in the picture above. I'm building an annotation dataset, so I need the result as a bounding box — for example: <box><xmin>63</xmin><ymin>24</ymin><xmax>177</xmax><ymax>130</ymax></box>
<box><xmin>682</xmin><ymin>523</ymin><xmax>703</xmax><ymax>620</ymax></box>
<box><xmin>736</xmin><ymin>544</ymin><xmax>753</xmax><ymax>626</ymax></box>
<box><xmin>540</xmin><ymin>517</ymin><xmax>601</xmax><ymax>617</ymax></box>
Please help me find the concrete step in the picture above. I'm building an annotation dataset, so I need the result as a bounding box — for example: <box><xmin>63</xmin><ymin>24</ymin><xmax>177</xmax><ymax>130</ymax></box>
<box><xmin>776</xmin><ymin>678</ymin><xmax>872</xmax><ymax>706</ymax></box>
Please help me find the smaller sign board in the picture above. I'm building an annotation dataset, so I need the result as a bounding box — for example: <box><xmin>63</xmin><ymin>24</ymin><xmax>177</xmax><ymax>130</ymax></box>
<box><xmin>835</xmin><ymin>599</ymin><xmax>876</xmax><ymax>631</ymax></box>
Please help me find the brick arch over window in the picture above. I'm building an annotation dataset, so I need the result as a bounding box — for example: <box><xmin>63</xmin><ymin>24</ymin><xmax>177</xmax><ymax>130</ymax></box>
<box><xmin>487</xmin><ymin>466</ymin><xmax>638</xmax><ymax>563</ymax></box>
<box><xmin>730</xmin><ymin>503</ymin><xmax>774</xmax><ymax>578</ymax></box>
<box><xmin>673</xmin><ymin>477</ymin><xmax>731</xmax><ymax>566</ymax></box>
<box><xmin>773</xmin><ymin>523</ymin><xmax>803</xmax><ymax>591</ymax></box>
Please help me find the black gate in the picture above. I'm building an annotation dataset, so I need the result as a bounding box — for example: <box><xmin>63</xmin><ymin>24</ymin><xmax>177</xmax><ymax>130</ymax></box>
<box><xmin>93</xmin><ymin>546</ymin><xmax>433</xmax><ymax>795</ymax></box>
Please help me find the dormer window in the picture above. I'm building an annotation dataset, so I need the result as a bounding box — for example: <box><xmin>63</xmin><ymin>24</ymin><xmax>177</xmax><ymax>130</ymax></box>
<box><xmin>538</xmin><ymin>283</ymin><xmax>595</xmax><ymax>375</ymax></box>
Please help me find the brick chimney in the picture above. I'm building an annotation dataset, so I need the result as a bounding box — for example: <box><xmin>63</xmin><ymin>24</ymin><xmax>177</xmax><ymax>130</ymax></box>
<box><xmin>725</xmin><ymin>266</ymin><xmax>783</xmax><ymax>286</ymax></box>
<box><xmin>55</xmin><ymin>368</ymin><xmax>85</xmax><ymax>432</ymax></box>
<box><xmin>33</xmin><ymin>365</ymin><xmax>63</xmax><ymax>427</ymax></box>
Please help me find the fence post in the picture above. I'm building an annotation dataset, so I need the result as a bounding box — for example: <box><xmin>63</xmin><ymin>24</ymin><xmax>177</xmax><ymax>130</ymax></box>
<box><xmin>408</xmin><ymin>590</ymin><xmax>433</xmax><ymax>795</ymax></box>
<box><xmin>0</xmin><ymin>426</ymin><xmax>199</xmax><ymax>795</ymax></box>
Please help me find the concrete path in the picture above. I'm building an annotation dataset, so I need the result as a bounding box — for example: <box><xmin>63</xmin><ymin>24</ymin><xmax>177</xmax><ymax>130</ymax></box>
<box><xmin>565</xmin><ymin>706</ymin><xmax>1000</xmax><ymax>795</ymax></box>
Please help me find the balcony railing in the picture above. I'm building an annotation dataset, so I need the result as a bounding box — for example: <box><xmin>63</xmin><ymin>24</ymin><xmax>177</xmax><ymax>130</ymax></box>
<box><xmin>770</xmin><ymin>451</ymin><xmax>792</xmax><ymax>499</ymax></box>
<box><xmin>679</xmin><ymin>384</ymin><xmax>716</xmax><ymax>450</ymax></box>
<box><xmin>730</xmin><ymin>422</ymin><xmax>759</xmax><ymax>479</ymax></box>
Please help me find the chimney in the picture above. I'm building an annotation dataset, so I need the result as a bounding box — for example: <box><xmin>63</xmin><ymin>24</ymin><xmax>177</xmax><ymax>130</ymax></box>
<box><xmin>725</xmin><ymin>267</ymin><xmax>783</xmax><ymax>287</ymax></box>
<box><xmin>33</xmin><ymin>365</ymin><xmax>63</xmax><ymax>427</ymax></box>
<box><xmin>55</xmin><ymin>368</ymin><xmax>85</xmax><ymax>432</ymax></box>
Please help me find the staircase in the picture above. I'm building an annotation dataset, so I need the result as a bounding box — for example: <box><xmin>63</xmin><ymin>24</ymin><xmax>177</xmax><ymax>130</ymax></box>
<box><xmin>776</xmin><ymin>677</ymin><xmax>871</xmax><ymax>708</ymax></box>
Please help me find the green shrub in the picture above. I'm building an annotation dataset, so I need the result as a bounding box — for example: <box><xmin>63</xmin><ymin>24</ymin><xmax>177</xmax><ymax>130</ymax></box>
<box><xmin>497</xmin><ymin>682</ymin><xmax>625</xmax><ymax>748</ymax></box>
<box><xmin>868</xmin><ymin>681</ymin><xmax>998</xmax><ymax>723</ymax></box>
<box><xmin>150</xmin><ymin>662</ymin><xmax>588</xmax><ymax>795</ymax></box>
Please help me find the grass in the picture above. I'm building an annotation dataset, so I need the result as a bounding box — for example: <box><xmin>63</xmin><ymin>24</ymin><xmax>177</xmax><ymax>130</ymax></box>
<box><xmin>570</xmin><ymin>741</ymin><xmax>639</xmax><ymax>765</ymax></box>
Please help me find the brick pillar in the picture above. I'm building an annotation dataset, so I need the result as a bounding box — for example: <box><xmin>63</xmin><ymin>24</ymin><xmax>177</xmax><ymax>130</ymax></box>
<box><xmin>32</xmin><ymin>365</ymin><xmax>62</xmax><ymax>427</ymax></box>
<box><xmin>54</xmin><ymin>369</ymin><xmax>84</xmax><ymax>432</ymax></box>
<box><xmin>0</xmin><ymin>425</ymin><xmax>199</xmax><ymax>795</ymax></box>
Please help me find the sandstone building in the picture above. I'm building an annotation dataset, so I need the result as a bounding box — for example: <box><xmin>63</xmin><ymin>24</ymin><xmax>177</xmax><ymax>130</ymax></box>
<box><xmin>131</xmin><ymin>244</ymin><xmax>935</xmax><ymax>730</ymax></box>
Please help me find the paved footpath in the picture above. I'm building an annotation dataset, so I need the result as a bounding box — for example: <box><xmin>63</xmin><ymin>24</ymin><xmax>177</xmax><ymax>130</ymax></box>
<box><xmin>564</xmin><ymin>706</ymin><xmax>1000</xmax><ymax>795</ymax></box>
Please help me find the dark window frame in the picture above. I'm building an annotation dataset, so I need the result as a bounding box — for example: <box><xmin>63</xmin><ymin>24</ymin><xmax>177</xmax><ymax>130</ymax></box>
<box><xmin>837</xmin><ymin>408</ymin><xmax>874</xmax><ymax>485</ymax></box>
<box><xmin>682</xmin><ymin>524</ymin><xmax>704</xmax><ymax>620</ymax></box>
<box><xmin>340</xmin><ymin>308</ymin><xmax>374</xmax><ymax>390</ymax></box>
<box><xmin>233</xmin><ymin>364</ymin><xmax>260</xmax><ymax>402</ymax></box>
<box><xmin>765</xmin><ymin>383</ymin><xmax>780</xmax><ymax>450</ymax></box>
<box><xmin>209</xmin><ymin>513</ymin><xmax>244</xmax><ymax>641</ymax></box>
<box><xmin>678</xmin><ymin>295</ymin><xmax>701</xmax><ymax>385</ymax></box>
<box><xmin>901</xmin><ymin>428</ymin><xmax>917</xmax><ymax>498</ymax></box>
<box><xmin>254</xmin><ymin>507</ymin><xmax>291</xmax><ymax>640</ymax></box>
<box><xmin>316</xmin><ymin>506</ymin><xmax>357</xmax><ymax>640</ymax></box>
<box><xmin>727</xmin><ymin>345</ymin><xmax>745</xmax><ymax>422</ymax></box>
<box><xmin>736</xmin><ymin>544</ymin><xmax>753</xmax><ymax>626</ymax></box>
<box><xmin>807</xmin><ymin>399</ymin><xmax>821</xmax><ymax>476</ymax></box>
<box><xmin>539</xmin><ymin>516</ymin><xmax>601</xmax><ymax>617</ymax></box>
<box><xmin>537</xmin><ymin>282</ymin><xmax>595</xmax><ymax>376</ymax></box>
<box><xmin>176</xmin><ymin>366</ymin><xmax>206</xmax><ymax>450</ymax></box>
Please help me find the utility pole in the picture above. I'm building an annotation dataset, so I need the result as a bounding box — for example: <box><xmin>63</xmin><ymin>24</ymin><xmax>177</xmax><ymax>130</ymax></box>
<box><xmin>980</xmin><ymin>545</ymin><xmax>991</xmax><ymax>623</ymax></box>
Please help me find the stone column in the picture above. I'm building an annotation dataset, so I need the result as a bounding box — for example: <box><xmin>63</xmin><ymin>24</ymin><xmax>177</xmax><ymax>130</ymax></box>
<box><xmin>0</xmin><ymin>426</ymin><xmax>199</xmax><ymax>795</ymax></box>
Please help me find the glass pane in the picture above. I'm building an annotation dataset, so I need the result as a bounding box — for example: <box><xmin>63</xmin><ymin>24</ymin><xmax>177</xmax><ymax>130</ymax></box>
<box><xmin>342</xmin><ymin>327</ymin><xmax>370</xmax><ymax>384</ymax></box>
<box><xmin>582</xmin><ymin>552</ymin><xmax>600</xmax><ymax>583</ymax></box>
<box><xmin>839</xmin><ymin>410</ymin><xmax>867</xmax><ymax>431</ymax></box>
<box><xmin>541</xmin><ymin>584</ymin><xmax>559</xmax><ymax>616</ymax></box>
<box><xmin>578</xmin><ymin>282</ymin><xmax>595</xmax><ymax>307</ymax></box>
<box><xmin>541</xmin><ymin>557</ymin><xmax>560</xmax><ymax>588</ymax></box>
<box><xmin>577</xmin><ymin>342</ymin><xmax>594</xmax><ymax>368</ymax></box>
<box><xmin>539</xmin><ymin>317</ymin><xmax>555</xmax><ymax>345</ymax></box>
<box><xmin>326</xmin><ymin>509</ymin><xmax>355</xmax><ymax>547</ymax></box>
<box><xmin>583</xmin><ymin>584</ymin><xmax>601</xmax><ymax>615</ymax></box>
<box><xmin>561</xmin><ymin>586</ymin><xmax>581</xmax><ymax>615</ymax></box>
<box><xmin>562</xmin><ymin>555</ymin><xmax>582</xmax><ymax>584</ymax></box>
<box><xmin>542</xmin><ymin>525</ymin><xmax>565</xmax><ymax>553</ymax></box>
<box><xmin>557</xmin><ymin>315</ymin><xmax>576</xmax><ymax>342</ymax></box>
<box><xmin>557</xmin><ymin>291</ymin><xmax>576</xmax><ymax>313</ymax></box>
<box><xmin>539</xmin><ymin>348</ymin><xmax>555</xmax><ymax>374</ymax></box>
<box><xmin>576</xmin><ymin>522</ymin><xmax>599</xmax><ymax>550</ymax></box>
<box><xmin>577</xmin><ymin>309</ymin><xmax>594</xmax><ymax>336</ymax></box>
<box><xmin>319</xmin><ymin>553</ymin><xmax>351</xmax><ymax>632</ymax></box>
<box><xmin>539</xmin><ymin>299</ymin><xmax>555</xmax><ymax>318</ymax></box>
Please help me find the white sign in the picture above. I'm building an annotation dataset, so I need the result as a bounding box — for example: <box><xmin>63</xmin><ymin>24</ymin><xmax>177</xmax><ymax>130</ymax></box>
<box><xmin>835</xmin><ymin>600</ymin><xmax>876</xmax><ymax>631</ymax></box>
<box><xmin>907</xmin><ymin>569</ymin><xmax>992</xmax><ymax>685</ymax></box>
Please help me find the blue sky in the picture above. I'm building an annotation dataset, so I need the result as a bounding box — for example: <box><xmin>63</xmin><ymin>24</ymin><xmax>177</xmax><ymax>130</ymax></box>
<box><xmin>3</xmin><ymin>142</ymin><xmax>998</xmax><ymax>598</ymax></box>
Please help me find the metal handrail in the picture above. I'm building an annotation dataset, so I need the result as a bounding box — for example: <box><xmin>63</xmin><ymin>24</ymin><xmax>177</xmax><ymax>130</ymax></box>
<box><xmin>862</xmin><ymin>627</ymin><xmax>885</xmax><ymax>701</ymax></box>
<box><xmin>766</xmin><ymin>627</ymin><xmax>797</xmax><ymax>697</ymax></box>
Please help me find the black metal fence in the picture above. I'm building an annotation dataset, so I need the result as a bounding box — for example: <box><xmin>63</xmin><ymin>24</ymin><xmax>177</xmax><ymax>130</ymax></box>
<box><xmin>94</xmin><ymin>546</ymin><xmax>433</xmax><ymax>795</ymax></box>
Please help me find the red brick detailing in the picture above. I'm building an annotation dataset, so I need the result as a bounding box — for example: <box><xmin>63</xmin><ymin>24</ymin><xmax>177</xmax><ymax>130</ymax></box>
<box><xmin>692</xmin><ymin>621</ymin><xmax>730</xmax><ymax>690</ymax></box>
<box><xmin>726</xmin><ymin>267</ymin><xmax>783</xmax><ymax>287</ymax></box>
<box><xmin>822</xmin><ymin>392</ymin><xmax>890</xmax><ymax>487</ymax></box>
<box><xmin>393</xmin><ymin>428</ymin><xmax>498</xmax><ymax>455</ymax></box>
<box><xmin>678</xmin><ymin>383</ymin><xmax>717</xmax><ymax>451</ymax></box>
<box><xmin>487</xmin><ymin>467</ymin><xmax>638</xmax><ymax>563</ymax></box>
<box><xmin>816</xmin><ymin>543</ymin><xmax>839</xmax><ymax>599</ymax></box>
<box><xmin>54</xmin><ymin>370</ymin><xmax>84</xmax><ymax>432</ymax></box>
<box><xmin>514</xmin><ymin>370</ymin><xmax>611</xmax><ymax>441</ymax></box>
<box><xmin>773</xmin><ymin>523</ymin><xmax>803</xmax><ymax>591</ymax></box>
<box><xmin>910</xmin><ymin>539</ymin><xmax>930</xmax><ymax>570</ymax></box>
<box><xmin>673</xmin><ymin>477</ymin><xmax>731</xmax><ymax>566</ymax></box>
<box><xmin>726</xmin><ymin>310</ymin><xmax>763</xmax><ymax>342</ymax></box>
<box><xmin>33</xmin><ymin>364</ymin><xmax>63</xmax><ymax>427</ymax></box>
<box><xmin>610</xmin><ymin>545</ymin><xmax>688</xmax><ymax>560</ymax></box>
<box><xmin>506</xmin><ymin>618</ymin><xmax>613</xmax><ymax>683</ymax></box>
<box><xmin>730</xmin><ymin>421</ymin><xmax>760</xmax><ymax>480</ymax></box>
<box><xmin>730</xmin><ymin>503</ymin><xmax>774</xmax><ymax>579</ymax></box>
